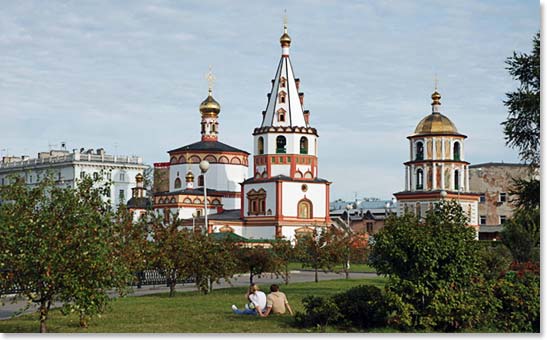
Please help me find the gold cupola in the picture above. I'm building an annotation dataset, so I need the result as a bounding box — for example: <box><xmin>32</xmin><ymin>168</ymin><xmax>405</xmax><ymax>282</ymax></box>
<box><xmin>413</xmin><ymin>90</ymin><xmax>460</xmax><ymax>136</ymax></box>
<box><xmin>135</xmin><ymin>173</ymin><xmax>144</xmax><ymax>183</ymax></box>
<box><xmin>199</xmin><ymin>90</ymin><xmax>221</xmax><ymax>115</ymax></box>
<box><xmin>185</xmin><ymin>170</ymin><xmax>194</xmax><ymax>182</ymax></box>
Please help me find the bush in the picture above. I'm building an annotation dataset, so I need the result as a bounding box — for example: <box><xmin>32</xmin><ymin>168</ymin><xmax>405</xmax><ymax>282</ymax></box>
<box><xmin>294</xmin><ymin>296</ymin><xmax>342</xmax><ymax>330</ymax></box>
<box><xmin>331</xmin><ymin>285</ymin><xmax>387</xmax><ymax>329</ymax></box>
<box><xmin>477</xmin><ymin>242</ymin><xmax>513</xmax><ymax>280</ymax></box>
<box><xmin>493</xmin><ymin>272</ymin><xmax>540</xmax><ymax>332</ymax></box>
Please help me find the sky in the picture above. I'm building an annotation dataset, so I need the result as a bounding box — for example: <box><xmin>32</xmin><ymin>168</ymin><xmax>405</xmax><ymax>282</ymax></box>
<box><xmin>0</xmin><ymin>0</ymin><xmax>539</xmax><ymax>200</ymax></box>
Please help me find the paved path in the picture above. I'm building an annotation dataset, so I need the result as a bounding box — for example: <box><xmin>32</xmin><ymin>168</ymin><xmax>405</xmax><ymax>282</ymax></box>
<box><xmin>0</xmin><ymin>271</ymin><xmax>378</xmax><ymax>320</ymax></box>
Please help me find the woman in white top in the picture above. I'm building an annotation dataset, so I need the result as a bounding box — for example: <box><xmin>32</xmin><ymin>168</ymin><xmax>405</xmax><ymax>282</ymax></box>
<box><xmin>231</xmin><ymin>284</ymin><xmax>267</xmax><ymax>316</ymax></box>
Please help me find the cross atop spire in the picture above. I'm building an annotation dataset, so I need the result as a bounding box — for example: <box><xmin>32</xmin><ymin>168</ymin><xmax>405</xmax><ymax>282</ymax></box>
<box><xmin>283</xmin><ymin>9</ymin><xmax>288</xmax><ymax>33</ymax></box>
<box><xmin>206</xmin><ymin>65</ymin><xmax>215</xmax><ymax>95</ymax></box>
<box><xmin>434</xmin><ymin>73</ymin><xmax>438</xmax><ymax>91</ymax></box>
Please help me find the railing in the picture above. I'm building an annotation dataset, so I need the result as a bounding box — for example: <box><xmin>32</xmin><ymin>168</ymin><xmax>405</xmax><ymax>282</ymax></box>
<box><xmin>0</xmin><ymin>153</ymin><xmax>143</xmax><ymax>169</ymax></box>
<box><xmin>133</xmin><ymin>270</ymin><xmax>195</xmax><ymax>288</ymax></box>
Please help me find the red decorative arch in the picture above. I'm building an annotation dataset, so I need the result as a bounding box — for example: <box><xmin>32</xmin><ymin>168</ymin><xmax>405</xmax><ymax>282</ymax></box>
<box><xmin>204</xmin><ymin>155</ymin><xmax>217</xmax><ymax>162</ymax></box>
<box><xmin>304</xmin><ymin>171</ymin><xmax>313</xmax><ymax>179</ymax></box>
<box><xmin>218</xmin><ymin>156</ymin><xmax>229</xmax><ymax>164</ymax></box>
<box><xmin>178</xmin><ymin>155</ymin><xmax>186</xmax><ymax>163</ymax></box>
<box><xmin>189</xmin><ymin>155</ymin><xmax>201</xmax><ymax>163</ymax></box>
<box><xmin>231</xmin><ymin>157</ymin><xmax>242</xmax><ymax>165</ymax></box>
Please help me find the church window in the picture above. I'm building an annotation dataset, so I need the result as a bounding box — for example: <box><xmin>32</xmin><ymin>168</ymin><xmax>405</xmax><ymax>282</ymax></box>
<box><xmin>416</xmin><ymin>169</ymin><xmax>424</xmax><ymax>190</ymax></box>
<box><xmin>416</xmin><ymin>202</ymin><xmax>421</xmax><ymax>218</ymax></box>
<box><xmin>454</xmin><ymin>170</ymin><xmax>460</xmax><ymax>191</ymax></box>
<box><xmin>280</xmin><ymin>77</ymin><xmax>286</xmax><ymax>88</ymax></box>
<box><xmin>258</xmin><ymin>137</ymin><xmax>264</xmax><ymax>155</ymax></box>
<box><xmin>174</xmin><ymin>177</ymin><xmax>182</xmax><ymax>189</ymax></box>
<box><xmin>297</xmin><ymin>199</ymin><xmax>313</xmax><ymax>219</ymax></box>
<box><xmin>119</xmin><ymin>189</ymin><xmax>125</xmax><ymax>203</ymax></box>
<box><xmin>300</xmin><ymin>137</ymin><xmax>308</xmax><ymax>154</ymax></box>
<box><xmin>163</xmin><ymin>209</ymin><xmax>170</xmax><ymax>224</ymax></box>
<box><xmin>276</xmin><ymin>136</ymin><xmax>287</xmax><ymax>153</ymax></box>
<box><xmin>247</xmin><ymin>189</ymin><xmax>267</xmax><ymax>215</ymax></box>
<box><xmin>278</xmin><ymin>110</ymin><xmax>286</xmax><ymax>122</ymax></box>
<box><xmin>480</xmin><ymin>215</ymin><xmax>487</xmax><ymax>225</ymax></box>
<box><xmin>453</xmin><ymin>141</ymin><xmax>461</xmax><ymax>161</ymax></box>
<box><xmin>415</xmin><ymin>142</ymin><xmax>424</xmax><ymax>160</ymax></box>
<box><xmin>366</xmin><ymin>222</ymin><xmax>373</xmax><ymax>234</ymax></box>
<box><xmin>279</xmin><ymin>91</ymin><xmax>286</xmax><ymax>104</ymax></box>
<box><xmin>198</xmin><ymin>175</ymin><xmax>204</xmax><ymax>187</ymax></box>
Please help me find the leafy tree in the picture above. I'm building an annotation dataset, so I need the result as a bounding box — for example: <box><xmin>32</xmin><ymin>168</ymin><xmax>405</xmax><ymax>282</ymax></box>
<box><xmin>148</xmin><ymin>212</ymin><xmax>192</xmax><ymax>297</ymax></box>
<box><xmin>329</xmin><ymin>228</ymin><xmax>368</xmax><ymax>279</ymax></box>
<box><xmin>502</xmin><ymin>32</ymin><xmax>540</xmax><ymax>167</ymax></box>
<box><xmin>271</xmin><ymin>239</ymin><xmax>294</xmax><ymax>285</ymax></box>
<box><xmin>235</xmin><ymin>246</ymin><xmax>277</xmax><ymax>284</ymax></box>
<box><xmin>501</xmin><ymin>208</ymin><xmax>540</xmax><ymax>262</ymax></box>
<box><xmin>0</xmin><ymin>175</ymin><xmax>131</xmax><ymax>332</ymax></box>
<box><xmin>369</xmin><ymin>200</ymin><xmax>484</xmax><ymax>330</ymax></box>
<box><xmin>186</xmin><ymin>232</ymin><xmax>238</xmax><ymax>294</ymax></box>
<box><xmin>295</xmin><ymin>227</ymin><xmax>343</xmax><ymax>283</ymax></box>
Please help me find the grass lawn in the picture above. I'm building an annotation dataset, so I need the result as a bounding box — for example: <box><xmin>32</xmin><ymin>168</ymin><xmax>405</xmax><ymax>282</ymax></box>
<box><xmin>288</xmin><ymin>262</ymin><xmax>376</xmax><ymax>273</ymax></box>
<box><xmin>0</xmin><ymin>277</ymin><xmax>387</xmax><ymax>333</ymax></box>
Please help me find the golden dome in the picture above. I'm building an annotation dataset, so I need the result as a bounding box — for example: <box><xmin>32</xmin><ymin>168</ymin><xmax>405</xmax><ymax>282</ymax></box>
<box><xmin>280</xmin><ymin>32</ymin><xmax>291</xmax><ymax>46</ymax></box>
<box><xmin>185</xmin><ymin>171</ymin><xmax>194</xmax><ymax>182</ymax></box>
<box><xmin>135</xmin><ymin>173</ymin><xmax>144</xmax><ymax>183</ymax></box>
<box><xmin>414</xmin><ymin>113</ymin><xmax>458</xmax><ymax>135</ymax></box>
<box><xmin>199</xmin><ymin>92</ymin><xmax>220</xmax><ymax>114</ymax></box>
<box><xmin>431</xmin><ymin>90</ymin><xmax>441</xmax><ymax>104</ymax></box>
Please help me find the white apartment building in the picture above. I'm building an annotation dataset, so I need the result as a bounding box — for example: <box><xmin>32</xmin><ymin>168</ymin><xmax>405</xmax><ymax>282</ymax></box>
<box><xmin>0</xmin><ymin>147</ymin><xmax>149</xmax><ymax>210</ymax></box>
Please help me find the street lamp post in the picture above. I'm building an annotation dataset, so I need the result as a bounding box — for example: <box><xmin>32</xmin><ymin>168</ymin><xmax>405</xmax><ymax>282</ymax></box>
<box><xmin>199</xmin><ymin>160</ymin><xmax>210</xmax><ymax>234</ymax></box>
<box><xmin>192</xmin><ymin>211</ymin><xmax>197</xmax><ymax>231</ymax></box>
<box><xmin>345</xmin><ymin>204</ymin><xmax>353</xmax><ymax>278</ymax></box>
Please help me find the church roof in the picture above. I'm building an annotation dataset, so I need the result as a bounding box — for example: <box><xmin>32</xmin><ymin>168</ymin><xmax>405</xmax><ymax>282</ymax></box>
<box><xmin>411</xmin><ymin>90</ymin><xmax>465</xmax><ymax>137</ymax></box>
<box><xmin>154</xmin><ymin>187</ymin><xmax>224</xmax><ymax>197</ymax></box>
<box><xmin>127</xmin><ymin>197</ymin><xmax>152</xmax><ymax>209</ymax></box>
<box><xmin>168</xmin><ymin>140</ymin><xmax>249</xmax><ymax>155</ymax></box>
<box><xmin>207</xmin><ymin>209</ymin><xmax>242</xmax><ymax>221</ymax></box>
<box><xmin>242</xmin><ymin>174</ymin><xmax>330</xmax><ymax>184</ymax></box>
<box><xmin>260</xmin><ymin>25</ymin><xmax>309</xmax><ymax>129</ymax></box>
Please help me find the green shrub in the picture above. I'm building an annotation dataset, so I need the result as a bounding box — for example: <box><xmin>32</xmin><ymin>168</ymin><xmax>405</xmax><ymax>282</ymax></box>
<box><xmin>493</xmin><ymin>272</ymin><xmax>540</xmax><ymax>332</ymax></box>
<box><xmin>477</xmin><ymin>243</ymin><xmax>513</xmax><ymax>280</ymax></box>
<box><xmin>294</xmin><ymin>296</ymin><xmax>342</xmax><ymax>330</ymax></box>
<box><xmin>331</xmin><ymin>285</ymin><xmax>387</xmax><ymax>329</ymax></box>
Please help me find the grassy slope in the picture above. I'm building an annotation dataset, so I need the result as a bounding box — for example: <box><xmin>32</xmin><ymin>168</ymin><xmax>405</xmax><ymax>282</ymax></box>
<box><xmin>0</xmin><ymin>277</ymin><xmax>387</xmax><ymax>333</ymax></box>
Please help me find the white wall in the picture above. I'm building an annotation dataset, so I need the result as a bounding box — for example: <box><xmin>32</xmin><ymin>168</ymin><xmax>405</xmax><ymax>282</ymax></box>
<box><xmin>170</xmin><ymin>163</ymin><xmax>247</xmax><ymax>193</ymax></box>
<box><xmin>281</xmin><ymin>182</ymin><xmax>327</xmax><ymax>218</ymax></box>
<box><xmin>242</xmin><ymin>181</ymin><xmax>277</xmax><ymax>217</ymax></box>
<box><xmin>242</xmin><ymin>226</ymin><xmax>276</xmax><ymax>239</ymax></box>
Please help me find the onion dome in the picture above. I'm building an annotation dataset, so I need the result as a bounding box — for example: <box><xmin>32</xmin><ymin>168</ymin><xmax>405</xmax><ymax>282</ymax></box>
<box><xmin>413</xmin><ymin>90</ymin><xmax>458</xmax><ymax>135</ymax></box>
<box><xmin>135</xmin><ymin>173</ymin><xmax>144</xmax><ymax>183</ymax></box>
<box><xmin>185</xmin><ymin>170</ymin><xmax>194</xmax><ymax>182</ymax></box>
<box><xmin>280</xmin><ymin>31</ymin><xmax>291</xmax><ymax>46</ymax></box>
<box><xmin>199</xmin><ymin>90</ymin><xmax>221</xmax><ymax>114</ymax></box>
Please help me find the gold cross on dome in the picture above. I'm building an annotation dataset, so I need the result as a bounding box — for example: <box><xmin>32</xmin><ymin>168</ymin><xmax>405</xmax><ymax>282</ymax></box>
<box><xmin>206</xmin><ymin>65</ymin><xmax>215</xmax><ymax>94</ymax></box>
<box><xmin>283</xmin><ymin>9</ymin><xmax>288</xmax><ymax>32</ymax></box>
<box><xmin>434</xmin><ymin>73</ymin><xmax>439</xmax><ymax>91</ymax></box>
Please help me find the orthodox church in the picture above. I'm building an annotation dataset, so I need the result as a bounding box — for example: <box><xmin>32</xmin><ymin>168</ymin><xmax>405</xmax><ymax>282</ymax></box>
<box><xmin>147</xmin><ymin>23</ymin><xmax>331</xmax><ymax>241</ymax></box>
<box><xmin>393</xmin><ymin>89</ymin><xmax>480</xmax><ymax>233</ymax></box>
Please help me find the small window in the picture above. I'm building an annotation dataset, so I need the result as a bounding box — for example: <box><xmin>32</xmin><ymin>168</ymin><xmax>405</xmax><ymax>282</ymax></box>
<box><xmin>480</xmin><ymin>216</ymin><xmax>487</xmax><ymax>225</ymax></box>
<box><xmin>366</xmin><ymin>222</ymin><xmax>373</xmax><ymax>234</ymax></box>
<box><xmin>258</xmin><ymin>137</ymin><xmax>264</xmax><ymax>155</ymax></box>
<box><xmin>499</xmin><ymin>215</ymin><xmax>507</xmax><ymax>224</ymax></box>
<box><xmin>120</xmin><ymin>172</ymin><xmax>125</xmax><ymax>181</ymax></box>
<box><xmin>174</xmin><ymin>177</ymin><xmax>182</xmax><ymax>189</ymax></box>
<box><xmin>119</xmin><ymin>189</ymin><xmax>125</xmax><ymax>202</ymax></box>
<box><xmin>453</xmin><ymin>142</ymin><xmax>461</xmax><ymax>161</ymax></box>
<box><xmin>198</xmin><ymin>175</ymin><xmax>204</xmax><ymax>187</ymax></box>
<box><xmin>58</xmin><ymin>172</ymin><xmax>62</xmax><ymax>181</ymax></box>
<box><xmin>499</xmin><ymin>192</ymin><xmax>507</xmax><ymax>203</ymax></box>
<box><xmin>300</xmin><ymin>137</ymin><xmax>308</xmax><ymax>155</ymax></box>
<box><xmin>415</xmin><ymin>142</ymin><xmax>424</xmax><ymax>161</ymax></box>
<box><xmin>1</xmin><ymin>178</ymin><xmax>4</xmax><ymax>186</ymax></box>
<box><xmin>276</xmin><ymin>136</ymin><xmax>287</xmax><ymax>154</ymax></box>
<box><xmin>28</xmin><ymin>176</ymin><xmax>32</xmax><ymax>183</ymax></box>
<box><xmin>106</xmin><ymin>172</ymin><xmax>112</xmax><ymax>180</ymax></box>
<box><xmin>80</xmin><ymin>171</ymin><xmax>85</xmax><ymax>179</ymax></box>
<box><xmin>416</xmin><ymin>169</ymin><xmax>424</xmax><ymax>190</ymax></box>
<box><xmin>454</xmin><ymin>170</ymin><xmax>460</xmax><ymax>191</ymax></box>
<box><xmin>479</xmin><ymin>194</ymin><xmax>486</xmax><ymax>203</ymax></box>
<box><xmin>93</xmin><ymin>172</ymin><xmax>99</xmax><ymax>180</ymax></box>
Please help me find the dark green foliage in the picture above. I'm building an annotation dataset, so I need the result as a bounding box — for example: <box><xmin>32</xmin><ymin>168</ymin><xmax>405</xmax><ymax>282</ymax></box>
<box><xmin>510</xmin><ymin>177</ymin><xmax>540</xmax><ymax>210</ymax></box>
<box><xmin>293</xmin><ymin>296</ymin><xmax>342</xmax><ymax>330</ymax></box>
<box><xmin>234</xmin><ymin>246</ymin><xmax>277</xmax><ymax>284</ymax></box>
<box><xmin>369</xmin><ymin>200</ymin><xmax>484</xmax><ymax>331</ymax></box>
<box><xmin>331</xmin><ymin>285</ymin><xmax>387</xmax><ymax>329</ymax></box>
<box><xmin>295</xmin><ymin>227</ymin><xmax>345</xmax><ymax>282</ymax></box>
<box><xmin>493</xmin><ymin>272</ymin><xmax>540</xmax><ymax>332</ymax></box>
<box><xmin>502</xmin><ymin>32</ymin><xmax>540</xmax><ymax>166</ymax></box>
<box><xmin>501</xmin><ymin>208</ymin><xmax>540</xmax><ymax>262</ymax></box>
<box><xmin>477</xmin><ymin>242</ymin><xmax>513</xmax><ymax>280</ymax></box>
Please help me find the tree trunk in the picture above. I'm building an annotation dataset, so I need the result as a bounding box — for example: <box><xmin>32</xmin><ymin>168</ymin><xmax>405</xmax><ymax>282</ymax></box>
<box><xmin>79</xmin><ymin>312</ymin><xmax>89</xmax><ymax>328</ymax></box>
<box><xmin>249</xmin><ymin>272</ymin><xmax>254</xmax><ymax>285</ymax></box>
<box><xmin>284</xmin><ymin>264</ymin><xmax>289</xmax><ymax>285</ymax></box>
<box><xmin>39</xmin><ymin>300</ymin><xmax>49</xmax><ymax>333</ymax></box>
<box><xmin>169</xmin><ymin>272</ymin><xmax>176</xmax><ymax>297</ymax></box>
<box><xmin>314</xmin><ymin>266</ymin><xmax>318</xmax><ymax>283</ymax></box>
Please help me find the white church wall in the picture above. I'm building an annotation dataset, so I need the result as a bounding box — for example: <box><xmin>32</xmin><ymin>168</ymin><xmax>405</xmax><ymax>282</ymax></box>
<box><xmin>281</xmin><ymin>182</ymin><xmax>327</xmax><ymax>217</ymax></box>
<box><xmin>243</xmin><ymin>226</ymin><xmax>276</xmax><ymax>240</ymax></box>
<box><xmin>242</xmin><ymin>181</ymin><xmax>277</xmax><ymax>217</ymax></box>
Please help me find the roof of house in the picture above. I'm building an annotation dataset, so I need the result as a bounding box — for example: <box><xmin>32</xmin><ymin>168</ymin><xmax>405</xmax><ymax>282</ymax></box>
<box><xmin>206</xmin><ymin>209</ymin><xmax>242</xmax><ymax>221</ymax></box>
<box><xmin>242</xmin><ymin>174</ymin><xmax>330</xmax><ymax>184</ymax></box>
<box><xmin>168</xmin><ymin>140</ymin><xmax>249</xmax><ymax>155</ymax></box>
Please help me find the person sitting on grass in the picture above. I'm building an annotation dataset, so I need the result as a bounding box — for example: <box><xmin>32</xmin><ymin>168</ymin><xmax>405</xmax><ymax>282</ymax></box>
<box><xmin>260</xmin><ymin>284</ymin><xmax>293</xmax><ymax>317</ymax></box>
<box><xmin>231</xmin><ymin>283</ymin><xmax>267</xmax><ymax>316</ymax></box>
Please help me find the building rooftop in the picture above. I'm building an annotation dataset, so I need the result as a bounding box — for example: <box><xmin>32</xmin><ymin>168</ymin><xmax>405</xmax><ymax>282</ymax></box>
<box><xmin>469</xmin><ymin>162</ymin><xmax>528</xmax><ymax>168</ymax></box>
<box><xmin>168</xmin><ymin>140</ymin><xmax>249</xmax><ymax>155</ymax></box>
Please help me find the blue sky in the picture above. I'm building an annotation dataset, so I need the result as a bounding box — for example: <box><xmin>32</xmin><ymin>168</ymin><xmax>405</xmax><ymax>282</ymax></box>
<box><xmin>0</xmin><ymin>0</ymin><xmax>538</xmax><ymax>200</ymax></box>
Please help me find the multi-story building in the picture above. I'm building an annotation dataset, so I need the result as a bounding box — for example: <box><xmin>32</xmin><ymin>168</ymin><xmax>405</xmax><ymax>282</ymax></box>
<box><xmin>0</xmin><ymin>147</ymin><xmax>148</xmax><ymax>209</ymax></box>
<box><xmin>330</xmin><ymin>198</ymin><xmax>397</xmax><ymax>236</ymax></box>
<box><xmin>469</xmin><ymin>162</ymin><xmax>534</xmax><ymax>240</ymax></box>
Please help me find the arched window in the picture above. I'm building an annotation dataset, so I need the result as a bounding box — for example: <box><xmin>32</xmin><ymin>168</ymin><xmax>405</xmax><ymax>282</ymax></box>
<box><xmin>297</xmin><ymin>199</ymin><xmax>313</xmax><ymax>219</ymax></box>
<box><xmin>277</xmin><ymin>109</ymin><xmax>286</xmax><ymax>123</ymax></box>
<box><xmin>258</xmin><ymin>137</ymin><xmax>264</xmax><ymax>155</ymax></box>
<box><xmin>280</xmin><ymin>77</ymin><xmax>286</xmax><ymax>88</ymax></box>
<box><xmin>454</xmin><ymin>170</ymin><xmax>460</xmax><ymax>191</ymax></box>
<box><xmin>415</xmin><ymin>141</ymin><xmax>424</xmax><ymax>160</ymax></box>
<box><xmin>247</xmin><ymin>189</ymin><xmax>267</xmax><ymax>215</ymax></box>
<box><xmin>198</xmin><ymin>175</ymin><xmax>204</xmax><ymax>187</ymax></box>
<box><xmin>276</xmin><ymin>136</ymin><xmax>286</xmax><ymax>154</ymax></box>
<box><xmin>300</xmin><ymin>137</ymin><xmax>308</xmax><ymax>154</ymax></box>
<box><xmin>174</xmin><ymin>177</ymin><xmax>182</xmax><ymax>189</ymax></box>
<box><xmin>453</xmin><ymin>141</ymin><xmax>461</xmax><ymax>161</ymax></box>
<box><xmin>279</xmin><ymin>91</ymin><xmax>286</xmax><ymax>104</ymax></box>
<box><xmin>416</xmin><ymin>169</ymin><xmax>424</xmax><ymax>190</ymax></box>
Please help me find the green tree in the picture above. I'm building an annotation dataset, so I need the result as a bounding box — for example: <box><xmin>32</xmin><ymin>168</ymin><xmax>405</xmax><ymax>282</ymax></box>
<box><xmin>271</xmin><ymin>239</ymin><xmax>294</xmax><ymax>285</ymax></box>
<box><xmin>186</xmin><ymin>232</ymin><xmax>238</xmax><ymax>294</ymax></box>
<box><xmin>369</xmin><ymin>200</ymin><xmax>488</xmax><ymax>330</ymax></box>
<box><xmin>295</xmin><ymin>227</ymin><xmax>343</xmax><ymax>283</ymax></box>
<box><xmin>148</xmin><ymin>212</ymin><xmax>192</xmax><ymax>297</ymax></box>
<box><xmin>0</xmin><ymin>175</ymin><xmax>131</xmax><ymax>332</ymax></box>
<box><xmin>235</xmin><ymin>246</ymin><xmax>277</xmax><ymax>284</ymax></box>
<box><xmin>501</xmin><ymin>208</ymin><xmax>540</xmax><ymax>262</ymax></box>
<box><xmin>502</xmin><ymin>32</ymin><xmax>540</xmax><ymax>167</ymax></box>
